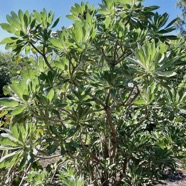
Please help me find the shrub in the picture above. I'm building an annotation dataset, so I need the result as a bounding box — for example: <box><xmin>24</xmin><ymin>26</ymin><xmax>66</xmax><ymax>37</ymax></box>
<box><xmin>0</xmin><ymin>0</ymin><xmax>185</xmax><ymax>185</ymax></box>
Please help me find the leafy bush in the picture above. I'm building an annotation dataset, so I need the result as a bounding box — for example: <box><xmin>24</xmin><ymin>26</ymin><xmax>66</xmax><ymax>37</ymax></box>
<box><xmin>0</xmin><ymin>52</ymin><xmax>13</xmax><ymax>96</ymax></box>
<box><xmin>0</xmin><ymin>52</ymin><xmax>29</xmax><ymax>96</ymax></box>
<box><xmin>0</xmin><ymin>0</ymin><xmax>185</xmax><ymax>185</ymax></box>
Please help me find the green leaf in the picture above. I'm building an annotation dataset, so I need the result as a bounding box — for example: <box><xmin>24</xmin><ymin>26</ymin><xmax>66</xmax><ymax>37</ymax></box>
<box><xmin>23</xmin><ymin>12</ymin><xmax>29</xmax><ymax>28</ymax></box>
<box><xmin>25</xmin><ymin>45</ymin><xmax>30</xmax><ymax>54</ymax></box>
<box><xmin>0</xmin><ymin>151</ymin><xmax>21</xmax><ymax>169</ymax></box>
<box><xmin>155</xmin><ymin>71</ymin><xmax>177</xmax><ymax>77</ymax></box>
<box><xmin>98</xmin><ymin>9</ymin><xmax>110</xmax><ymax>15</ymax></box>
<box><xmin>67</xmin><ymin>95</ymin><xmax>75</xmax><ymax>100</ymax></box>
<box><xmin>0</xmin><ymin>146</ymin><xmax>20</xmax><ymax>150</ymax></box>
<box><xmin>0</xmin><ymin>110</ymin><xmax>8</xmax><ymax>118</ymax></box>
<box><xmin>10</xmin><ymin>11</ymin><xmax>19</xmax><ymax>24</ymax></box>
<box><xmin>51</xmin><ymin>17</ymin><xmax>60</xmax><ymax>28</ymax></box>
<box><xmin>47</xmin><ymin>89</ymin><xmax>55</xmax><ymax>101</ymax></box>
<box><xmin>0</xmin><ymin>98</ymin><xmax>18</xmax><ymax>107</ymax></box>
<box><xmin>34</xmin><ymin>10</ymin><xmax>41</xmax><ymax>22</ymax></box>
<box><xmin>0</xmin><ymin>37</ymin><xmax>18</xmax><ymax>44</ymax></box>
<box><xmin>50</xmin><ymin>38</ymin><xmax>63</xmax><ymax>49</ymax></box>
<box><xmin>36</xmin><ymin>95</ymin><xmax>48</xmax><ymax>105</ymax></box>
<box><xmin>66</xmin><ymin>15</ymin><xmax>78</xmax><ymax>22</ymax></box>
<box><xmin>6</xmin><ymin>14</ymin><xmax>21</xmax><ymax>30</ymax></box>
<box><xmin>47</xmin><ymin>144</ymin><xmax>58</xmax><ymax>154</ymax></box>
<box><xmin>165</xmin><ymin>18</ymin><xmax>178</xmax><ymax>28</ymax></box>
<box><xmin>0</xmin><ymin>23</ymin><xmax>16</xmax><ymax>33</ymax></box>
<box><xmin>11</xmin><ymin>105</ymin><xmax>26</xmax><ymax>116</ymax></box>
<box><xmin>133</xmin><ymin>99</ymin><xmax>146</xmax><ymax>105</ymax></box>
<box><xmin>1</xmin><ymin>133</ymin><xmax>22</xmax><ymax>145</ymax></box>
<box><xmin>18</xmin><ymin>10</ymin><xmax>24</xmax><ymax>22</ymax></box>
<box><xmin>0</xmin><ymin>136</ymin><xmax>18</xmax><ymax>147</ymax></box>
<box><xmin>73</xmin><ymin>22</ymin><xmax>83</xmax><ymax>43</ymax></box>
<box><xmin>144</xmin><ymin>6</ymin><xmax>159</xmax><ymax>11</ymax></box>
<box><xmin>10</xmin><ymin>83</ymin><xmax>23</xmax><ymax>98</ymax></box>
<box><xmin>104</xmin><ymin>16</ymin><xmax>111</xmax><ymax>28</ymax></box>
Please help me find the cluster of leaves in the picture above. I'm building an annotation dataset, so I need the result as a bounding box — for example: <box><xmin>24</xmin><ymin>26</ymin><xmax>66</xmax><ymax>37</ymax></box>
<box><xmin>0</xmin><ymin>0</ymin><xmax>185</xmax><ymax>185</ymax></box>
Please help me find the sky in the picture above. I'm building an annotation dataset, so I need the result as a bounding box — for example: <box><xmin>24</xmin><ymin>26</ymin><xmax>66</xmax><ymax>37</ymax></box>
<box><xmin>0</xmin><ymin>0</ymin><xmax>181</xmax><ymax>51</ymax></box>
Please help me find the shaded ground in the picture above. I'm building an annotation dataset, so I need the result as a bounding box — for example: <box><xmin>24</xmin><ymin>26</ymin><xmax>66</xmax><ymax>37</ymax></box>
<box><xmin>39</xmin><ymin>155</ymin><xmax>186</xmax><ymax>186</ymax></box>
<box><xmin>155</xmin><ymin>169</ymin><xmax>186</xmax><ymax>186</ymax></box>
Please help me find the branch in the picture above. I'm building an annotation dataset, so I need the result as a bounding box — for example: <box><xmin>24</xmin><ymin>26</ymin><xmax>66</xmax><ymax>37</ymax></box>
<box><xmin>19</xmin><ymin>163</ymin><xmax>32</xmax><ymax>186</ymax></box>
<box><xmin>105</xmin><ymin>106</ymin><xmax>117</xmax><ymax>158</ymax></box>
<box><xmin>129</xmin><ymin>116</ymin><xmax>146</xmax><ymax>136</ymax></box>
<box><xmin>35</xmin><ymin>154</ymin><xmax>61</xmax><ymax>159</ymax></box>
<box><xmin>115</xmin><ymin>49</ymin><xmax>131</xmax><ymax>65</ymax></box>
<box><xmin>66</xmin><ymin>69</ymin><xmax>106</xmax><ymax>109</ymax></box>
<box><xmin>105</xmin><ymin>89</ymin><xmax>117</xmax><ymax>158</ymax></box>
<box><xmin>125</xmin><ymin>84</ymin><xmax>140</xmax><ymax>107</ymax></box>
<box><xmin>68</xmin><ymin>56</ymin><xmax>75</xmax><ymax>78</ymax></box>
<box><xmin>113</xmin><ymin>41</ymin><xmax>118</xmax><ymax>65</ymax></box>
<box><xmin>29</xmin><ymin>42</ymin><xmax>54</xmax><ymax>72</ymax></box>
<box><xmin>112</xmin><ymin>84</ymin><xmax>140</xmax><ymax>109</ymax></box>
<box><xmin>29</xmin><ymin>42</ymin><xmax>43</xmax><ymax>55</ymax></box>
<box><xmin>42</xmin><ymin>45</ymin><xmax>54</xmax><ymax>72</ymax></box>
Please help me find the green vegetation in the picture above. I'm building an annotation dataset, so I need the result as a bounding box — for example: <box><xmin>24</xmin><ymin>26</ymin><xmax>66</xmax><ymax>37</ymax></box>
<box><xmin>0</xmin><ymin>52</ymin><xmax>15</xmax><ymax>95</ymax></box>
<box><xmin>0</xmin><ymin>52</ymin><xmax>30</xmax><ymax>96</ymax></box>
<box><xmin>177</xmin><ymin>0</ymin><xmax>186</xmax><ymax>34</ymax></box>
<box><xmin>0</xmin><ymin>0</ymin><xmax>185</xmax><ymax>185</ymax></box>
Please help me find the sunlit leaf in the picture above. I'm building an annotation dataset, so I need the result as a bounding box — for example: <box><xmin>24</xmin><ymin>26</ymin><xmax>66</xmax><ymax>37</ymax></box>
<box><xmin>11</xmin><ymin>105</ymin><xmax>26</xmax><ymax>116</ymax></box>
<box><xmin>0</xmin><ymin>98</ymin><xmax>18</xmax><ymax>107</ymax></box>
<box><xmin>50</xmin><ymin>38</ymin><xmax>63</xmax><ymax>49</ymax></box>
<box><xmin>155</xmin><ymin>71</ymin><xmax>177</xmax><ymax>77</ymax></box>
<box><xmin>0</xmin><ymin>23</ymin><xmax>16</xmax><ymax>33</ymax></box>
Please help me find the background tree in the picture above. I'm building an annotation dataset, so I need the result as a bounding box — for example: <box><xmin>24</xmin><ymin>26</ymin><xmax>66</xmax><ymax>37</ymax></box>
<box><xmin>0</xmin><ymin>52</ymin><xmax>29</xmax><ymax>97</ymax></box>
<box><xmin>177</xmin><ymin>0</ymin><xmax>186</xmax><ymax>34</ymax></box>
<box><xmin>0</xmin><ymin>0</ymin><xmax>185</xmax><ymax>185</ymax></box>
<box><xmin>0</xmin><ymin>52</ymin><xmax>15</xmax><ymax>96</ymax></box>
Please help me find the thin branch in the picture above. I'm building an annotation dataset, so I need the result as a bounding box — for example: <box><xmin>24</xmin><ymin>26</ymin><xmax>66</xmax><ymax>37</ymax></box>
<box><xmin>105</xmin><ymin>106</ymin><xmax>117</xmax><ymax>158</ymax></box>
<box><xmin>29</xmin><ymin>42</ymin><xmax>43</xmax><ymax>55</ymax></box>
<box><xmin>105</xmin><ymin>89</ymin><xmax>117</xmax><ymax>158</ymax></box>
<box><xmin>66</xmin><ymin>70</ymin><xmax>106</xmax><ymax>109</ymax></box>
<box><xmin>51</xmin><ymin>159</ymin><xmax>68</xmax><ymax>183</ymax></box>
<box><xmin>80</xmin><ymin>129</ymin><xmax>101</xmax><ymax>163</ymax></box>
<box><xmin>111</xmin><ymin>84</ymin><xmax>140</xmax><ymax>109</ymax></box>
<box><xmin>18</xmin><ymin>163</ymin><xmax>32</xmax><ymax>186</ymax></box>
<box><xmin>42</xmin><ymin>45</ymin><xmax>54</xmax><ymax>72</ymax></box>
<box><xmin>126</xmin><ymin>84</ymin><xmax>140</xmax><ymax>107</ymax></box>
<box><xmin>115</xmin><ymin>49</ymin><xmax>131</xmax><ymax>65</ymax></box>
<box><xmin>113</xmin><ymin>41</ymin><xmax>118</xmax><ymax>65</ymax></box>
<box><xmin>35</xmin><ymin>154</ymin><xmax>61</xmax><ymax>159</ymax></box>
<box><xmin>29</xmin><ymin>42</ymin><xmax>54</xmax><ymax>71</ymax></box>
<box><xmin>68</xmin><ymin>56</ymin><xmax>75</xmax><ymax>78</ymax></box>
<box><xmin>105</xmin><ymin>89</ymin><xmax>111</xmax><ymax>106</ymax></box>
<box><xmin>88</xmin><ymin>93</ymin><xmax>106</xmax><ymax>108</ymax></box>
<box><xmin>129</xmin><ymin>116</ymin><xmax>146</xmax><ymax>136</ymax></box>
<box><xmin>89</xmin><ymin>108</ymin><xmax>105</xmax><ymax>114</ymax></box>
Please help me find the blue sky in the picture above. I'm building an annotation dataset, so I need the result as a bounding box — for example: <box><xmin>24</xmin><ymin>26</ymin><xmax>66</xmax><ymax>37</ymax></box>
<box><xmin>0</xmin><ymin>0</ymin><xmax>181</xmax><ymax>51</ymax></box>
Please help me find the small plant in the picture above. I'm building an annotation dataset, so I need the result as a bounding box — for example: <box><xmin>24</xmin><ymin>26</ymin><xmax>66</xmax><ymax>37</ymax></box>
<box><xmin>57</xmin><ymin>167</ymin><xmax>84</xmax><ymax>186</ymax></box>
<box><xmin>25</xmin><ymin>170</ymin><xmax>49</xmax><ymax>186</ymax></box>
